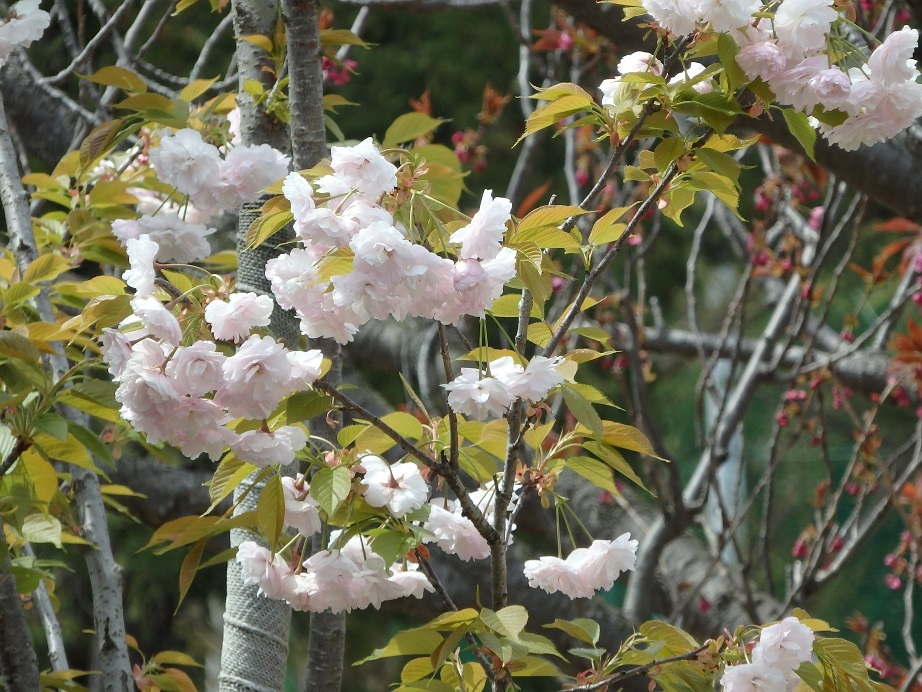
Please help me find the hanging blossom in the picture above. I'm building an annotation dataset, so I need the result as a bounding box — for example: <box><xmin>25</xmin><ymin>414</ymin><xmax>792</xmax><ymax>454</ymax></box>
<box><xmin>720</xmin><ymin>617</ymin><xmax>815</xmax><ymax>691</ymax></box>
<box><xmin>204</xmin><ymin>292</ymin><xmax>274</xmax><ymax>343</ymax></box>
<box><xmin>111</xmin><ymin>213</ymin><xmax>215</xmax><ymax>264</ymax></box>
<box><xmin>149</xmin><ymin>128</ymin><xmax>289</xmax><ymax>217</ymax></box>
<box><xmin>267</xmin><ymin>141</ymin><xmax>517</xmax><ymax>345</ymax></box>
<box><xmin>442</xmin><ymin>355</ymin><xmax>570</xmax><ymax>421</ymax></box>
<box><xmin>359</xmin><ymin>454</ymin><xmax>428</xmax><ymax>518</ymax></box>
<box><xmin>0</xmin><ymin>0</ymin><xmax>50</xmax><ymax>64</ymax></box>
<box><xmin>617</xmin><ymin>0</ymin><xmax>922</xmax><ymax>150</ymax></box>
<box><xmin>523</xmin><ymin>534</ymin><xmax>639</xmax><ymax>599</ymax></box>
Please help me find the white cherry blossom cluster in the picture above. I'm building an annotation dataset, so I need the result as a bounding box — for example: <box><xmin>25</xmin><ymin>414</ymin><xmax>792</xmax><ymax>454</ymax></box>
<box><xmin>149</xmin><ymin>127</ymin><xmax>290</xmax><ymax>217</ymax></box>
<box><xmin>720</xmin><ymin>616</ymin><xmax>815</xmax><ymax>690</ymax></box>
<box><xmin>522</xmin><ymin>534</ymin><xmax>639</xmax><ymax>598</ymax></box>
<box><xmin>601</xmin><ymin>51</ymin><xmax>714</xmax><ymax>115</ymax></box>
<box><xmin>611</xmin><ymin>0</ymin><xmax>922</xmax><ymax>150</ymax></box>
<box><xmin>236</xmin><ymin>532</ymin><xmax>432</xmax><ymax>614</ymax></box>
<box><xmin>442</xmin><ymin>355</ymin><xmax>570</xmax><ymax>420</ymax></box>
<box><xmin>0</xmin><ymin>0</ymin><xmax>50</xmax><ymax>65</ymax></box>
<box><xmin>267</xmin><ymin>139</ymin><xmax>516</xmax><ymax>344</ymax></box>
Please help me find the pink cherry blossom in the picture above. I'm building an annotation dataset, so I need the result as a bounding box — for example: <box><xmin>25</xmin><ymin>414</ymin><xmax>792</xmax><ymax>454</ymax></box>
<box><xmin>330</xmin><ymin>137</ymin><xmax>398</xmax><ymax>199</ymax></box>
<box><xmin>216</xmin><ymin>335</ymin><xmax>293</xmax><ymax>419</ymax></box>
<box><xmin>720</xmin><ymin>661</ymin><xmax>793</xmax><ymax>691</ymax></box>
<box><xmin>523</xmin><ymin>534</ymin><xmax>638</xmax><ymax>598</ymax></box>
<box><xmin>868</xmin><ymin>26</ymin><xmax>919</xmax><ymax>86</ymax></box>
<box><xmin>232</xmin><ymin>425</ymin><xmax>308</xmax><ymax>467</ymax></box>
<box><xmin>772</xmin><ymin>0</ymin><xmax>838</xmax><ymax>58</ymax></box>
<box><xmin>443</xmin><ymin>367</ymin><xmax>516</xmax><ymax>420</ymax></box>
<box><xmin>523</xmin><ymin>556</ymin><xmax>589</xmax><ymax>597</ymax></box>
<box><xmin>449</xmin><ymin>190</ymin><xmax>512</xmax><ymax>260</ymax></box>
<box><xmin>205</xmin><ymin>292</ymin><xmax>274</xmax><ymax>343</ymax></box>
<box><xmin>0</xmin><ymin>0</ymin><xmax>51</xmax><ymax>63</ymax></box>
<box><xmin>123</xmin><ymin>235</ymin><xmax>159</xmax><ymax>298</ymax></box>
<box><xmin>236</xmin><ymin>541</ymin><xmax>291</xmax><ymax>599</ymax></box>
<box><xmin>504</xmin><ymin>355</ymin><xmax>567</xmax><ymax>402</ymax></box>
<box><xmin>359</xmin><ymin>454</ymin><xmax>428</xmax><ymax>518</ymax></box>
<box><xmin>220</xmin><ymin>143</ymin><xmax>290</xmax><ymax>202</ymax></box>
<box><xmin>668</xmin><ymin>62</ymin><xmax>714</xmax><ymax>94</ymax></box>
<box><xmin>736</xmin><ymin>42</ymin><xmax>787</xmax><ymax>82</ymax></box>
<box><xmin>165</xmin><ymin>341</ymin><xmax>226</xmax><ymax>396</ymax></box>
<box><xmin>617</xmin><ymin>51</ymin><xmax>664</xmax><ymax>76</ymax></box>
<box><xmin>752</xmin><ymin>616</ymin><xmax>814</xmax><ymax>669</ymax></box>
<box><xmin>696</xmin><ymin>0</ymin><xmax>760</xmax><ymax>31</ymax></box>
<box><xmin>111</xmin><ymin>213</ymin><xmax>214</xmax><ymax>263</ymax></box>
<box><xmin>423</xmin><ymin>502</ymin><xmax>491</xmax><ymax>561</ymax></box>
<box><xmin>149</xmin><ymin>128</ymin><xmax>222</xmax><ymax>198</ymax></box>
<box><xmin>281</xmin><ymin>476</ymin><xmax>321</xmax><ymax>537</ymax></box>
<box><xmin>640</xmin><ymin>0</ymin><xmax>699</xmax><ymax>36</ymax></box>
<box><xmin>283</xmin><ymin>172</ymin><xmax>316</xmax><ymax>222</ymax></box>
<box><xmin>130</xmin><ymin>296</ymin><xmax>182</xmax><ymax>345</ymax></box>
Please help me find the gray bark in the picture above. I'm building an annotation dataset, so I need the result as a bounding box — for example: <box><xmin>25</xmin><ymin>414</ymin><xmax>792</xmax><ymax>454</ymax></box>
<box><xmin>0</xmin><ymin>559</ymin><xmax>40</xmax><ymax>692</ymax></box>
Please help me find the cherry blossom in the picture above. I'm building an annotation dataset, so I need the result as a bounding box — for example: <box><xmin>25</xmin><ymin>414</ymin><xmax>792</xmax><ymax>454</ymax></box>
<box><xmin>236</xmin><ymin>541</ymin><xmax>291</xmax><ymax>599</ymax></box>
<box><xmin>281</xmin><ymin>476</ymin><xmax>321</xmax><ymax>537</ymax></box>
<box><xmin>449</xmin><ymin>189</ymin><xmax>512</xmax><ymax>260</ymax></box>
<box><xmin>232</xmin><ymin>425</ymin><xmax>308</xmax><ymax>468</ymax></box>
<box><xmin>0</xmin><ymin>0</ymin><xmax>51</xmax><ymax>63</ymax></box>
<box><xmin>165</xmin><ymin>341</ymin><xmax>226</xmax><ymax>397</ymax></box>
<box><xmin>215</xmin><ymin>335</ymin><xmax>295</xmax><ymax>419</ymax></box>
<box><xmin>752</xmin><ymin>617</ymin><xmax>815</xmax><ymax>669</ymax></box>
<box><xmin>720</xmin><ymin>661</ymin><xmax>794</xmax><ymax>691</ymax></box>
<box><xmin>130</xmin><ymin>296</ymin><xmax>182</xmax><ymax>345</ymax></box>
<box><xmin>359</xmin><ymin>454</ymin><xmax>428</xmax><ymax>518</ymax></box>
<box><xmin>523</xmin><ymin>534</ymin><xmax>638</xmax><ymax>598</ymax></box>
<box><xmin>443</xmin><ymin>366</ymin><xmax>516</xmax><ymax>420</ymax></box>
<box><xmin>112</xmin><ymin>213</ymin><xmax>215</xmax><ymax>263</ymax></box>
<box><xmin>772</xmin><ymin>0</ymin><xmax>838</xmax><ymax>57</ymax></box>
<box><xmin>123</xmin><ymin>236</ymin><xmax>159</xmax><ymax>298</ymax></box>
<box><xmin>330</xmin><ymin>137</ymin><xmax>398</xmax><ymax>199</ymax></box>
<box><xmin>149</xmin><ymin>128</ymin><xmax>222</xmax><ymax>198</ymax></box>
<box><xmin>423</xmin><ymin>502</ymin><xmax>491</xmax><ymax>561</ymax></box>
<box><xmin>205</xmin><ymin>292</ymin><xmax>274</xmax><ymax>343</ymax></box>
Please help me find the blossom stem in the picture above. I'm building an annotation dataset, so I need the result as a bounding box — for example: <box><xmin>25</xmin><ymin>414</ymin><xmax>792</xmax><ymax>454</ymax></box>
<box><xmin>567</xmin><ymin>644</ymin><xmax>708</xmax><ymax>691</ymax></box>
<box><xmin>437</xmin><ymin>323</ymin><xmax>460</xmax><ymax>469</ymax></box>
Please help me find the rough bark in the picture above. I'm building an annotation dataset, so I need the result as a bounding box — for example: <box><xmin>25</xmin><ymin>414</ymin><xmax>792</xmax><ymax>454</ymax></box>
<box><xmin>0</xmin><ymin>559</ymin><xmax>41</xmax><ymax>692</ymax></box>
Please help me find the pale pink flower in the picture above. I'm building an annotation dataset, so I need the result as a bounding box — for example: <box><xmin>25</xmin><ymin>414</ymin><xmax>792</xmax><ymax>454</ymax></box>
<box><xmin>100</xmin><ymin>328</ymin><xmax>134</xmax><ymax>380</ymax></box>
<box><xmin>111</xmin><ymin>213</ymin><xmax>214</xmax><ymax>263</ymax></box>
<box><xmin>720</xmin><ymin>661</ymin><xmax>792</xmax><ymax>691</ymax></box>
<box><xmin>668</xmin><ymin>62</ymin><xmax>714</xmax><ymax>93</ymax></box>
<box><xmin>696</xmin><ymin>0</ymin><xmax>760</xmax><ymax>31</ymax></box>
<box><xmin>220</xmin><ymin>143</ymin><xmax>290</xmax><ymax>202</ymax></box>
<box><xmin>123</xmin><ymin>235</ymin><xmax>159</xmax><ymax>297</ymax></box>
<box><xmin>0</xmin><ymin>0</ymin><xmax>51</xmax><ymax>61</ymax></box>
<box><xmin>236</xmin><ymin>541</ymin><xmax>291</xmax><ymax>599</ymax></box>
<box><xmin>287</xmin><ymin>349</ymin><xmax>324</xmax><ymax>388</ymax></box>
<box><xmin>617</xmin><ymin>51</ymin><xmax>664</xmax><ymax>76</ymax></box>
<box><xmin>359</xmin><ymin>454</ymin><xmax>428</xmax><ymax>518</ymax></box>
<box><xmin>752</xmin><ymin>616</ymin><xmax>814</xmax><ymax>669</ymax></box>
<box><xmin>443</xmin><ymin>367</ymin><xmax>516</xmax><ymax>420</ymax></box>
<box><xmin>205</xmin><ymin>292</ymin><xmax>274</xmax><ymax>343</ymax></box>
<box><xmin>599</xmin><ymin>77</ymin><xmax>634</xmax><ymax>113</ymax></box>
<box><xmin>868</xmin><ymin>26</ymin><xmax>919</xmax><ymax>85</ymax></box>
<box><xmin>523</xmin><ymin>556</ymin><xmax>588</xmax><ymax>597</ymax></box>
<box><xmin>503</xmin><ymin>355</ymin><xmax>566</xmax><ymax>402</ymax></box>
<box><xmin>641</xmin><ymin>0</ymin><xmax>699</xmax><ymax>35</ymax></box>
<box><xmin>164</xmin><ymin>397</ymin><xmax>234</xmax><ymax>461</ymax></box>
<box><xmin>216</xmin><ymin>335</ymin><xmax>293</xmax><ymax>419</ymax></box>
<box><xmin>282</xmin><ymin>172</ymin><xmax>316</xmax><ymax>221</ymax></box>
<box><xmin>772</xmin><ymin>0</ymin><xmax>838</xmax><ymax>57</ymax></box>
<box><xmin>281</xmin><ymin>476</ymin><xmax>321</xmax><ymax>537</ymax></box>
<box><xmin>388</xmin><ymin>563</ymin><xmax>433</xmax><ymax>599</ymax></box>
<box><xmin>807</xmin><ymin>69</ymin><xmax>852</xmax><ymax>112</ymax></box>
<box><xmin>736</xmin><ymin>42</ymin><xmax>786</xmax><ymax>82</ymax></box>
<box><xmin>165</xmin><ymin>341</ymin><xmax>226</xmax><ymax>396</ymax></box>
<box><xmin>423</xmin><ymin>503</ymin><xmax>491</xmax><ymax>561</ymax></box>
<box><xmin>567</xmin><ymin>535</ymin><xmax>639</xmax><ymax>590</ymax></box>
<box><xmin>149</xmin><ymin>129</ymin><xmax>222</xmax><ymax>197</ymax></box>
<box><xmin>232</xmin><ymin>425</ymin><xmax>308</xmax><ymax>467</ymax></box>
<box><xmin>770</xmin><ymin>56</ymin><xmax>828</xmax><ymax>112</ymax></box>
<box><xmin>131</xmin><ymin>296</ymin><xmax>182</xmax><ymax>345</ymax></box>
<box><xmin>330</xmin><ymin>137</ymin><xmax>398</xmax><ymax>199</ymax></box>
<box><xmin>449</xmin><ymin>190</ymin><xmax>512</xmax><ymax>260</ymax></box>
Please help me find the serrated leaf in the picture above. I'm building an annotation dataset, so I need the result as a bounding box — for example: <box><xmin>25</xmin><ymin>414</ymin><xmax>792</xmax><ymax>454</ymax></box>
<box><xmin>481</xmin><ymin>605</ymin><xmax>528</xmax><ymax>638</ymax></box>
<box><xmin>151</xmin><ymin>650</ymin><xmax>203</xmax><ymax>668</ymax></box>
<box><xmin>516</xmin><ymin>204</ymin><xmax>586</xmax><ymax>234</ymax></box>
<box><xmin>561</xmin><ymin>384</ymin><xmax>602</xmax><ymax>436</ymax></box>
<box><xmin>22</xmin><ymin>254</ymin><xmax>72</xmax><ymax>284</ymax></box>
<box><xmin>717</xmin><ymin>34</ymin><xmax>746</xmax><ymax>90</ymax></box>
<box><xmin>782</xmin><ymin>108</ymin><xmax>817</xmax><ymax>162</ymax></box>
<box><xmin>286</xmin><ymin>390</ymin><xmax>330</xmax><ymax>424</ymax></box>
<box><xmin>544</xmin><ymin>618</ymin><xmax>600</xmax><ymax>646</ymax></box>
<box><xmin>584</xmin><ymin>441</ymin><xmax>650</xmax><ymax>493</ymax></box>
<box><xmin>257</xmin><ymin>473</ymin><xmax>285</xmax><ymax>550</ymax></box>
<box><xmin>565</xmin><ymin>457</ymin><xmax>618</xmax><ymax>494</ymax></box>
<box><xmin>383</xmin><ymin>113</ymin><xmax>444</xmax><ymax>149</ymax></box>
<box><xmin>588</xmin><ymin>204</ymin><xmax>638</xmax><ymax>245</ymax></box>
<box><xmin>79</xmin><ymin>66</ymin><xmax>146</xmax><ymax>93</ymax></box>
<box><xmin>517</xmin><ymin>95</ymin><xmax>594</xmax><ymax>143</ymax></box>
<box><xmin>320</xmin><ymin>28</ymin><xmax>371</xmax><ymax>48</ymax></box>
<box><xmin>207</xmin><ymin>456</ymin><xmax>254</xmax><ymax>511</ymax></box>
<box><xmin>310</xmin><ymin>465</ymin><xmax>351</xmax><ymax>516</ymax></box>
<box><xmin>695</xmin><ymin>147</ymin><xmax>742</xmax><ymax>184</ymax></box>
<box><xmin>0</xmin><ymin>332</ymin><xmax>40</xmax><ymax>363</ymax></box>
<box><xmin>687</xmin><ymin>171</ymin><xmax>740</xmax><ymax>211</ymax></box>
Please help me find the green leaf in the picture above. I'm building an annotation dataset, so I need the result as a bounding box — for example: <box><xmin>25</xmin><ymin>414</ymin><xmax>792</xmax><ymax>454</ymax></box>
<box><xmin>507</xmin><ymin>656</ymin><xmax>561</xmax><ymax>677</ymax></box>
<box><xmin>695</xmin><ymin>148</ymin><xmax>741</xmax><ymax>184</ymax></box>
<box><xmin>564</xmin><ymin>457</ymin><xmax>618</xmax><ymax>494</ymax></box>
<box><xmin>0</xmin><ymin>332</ymin><xmax>40</xmax><ymax>363</ymax></box>
<box><xmin>515</xmin><ymin>205</ymin><xmax>586</xmax><ymax>234</ymax></box>
<box><xmin>654</xmin><ymin>137</ymin><xmax>685</xmax><ymax>172</ymax></box>
<box><xmin>686</xmin><ymin>171</ymin><xmax>740</xmax><ymax>212</ymax></box>
<box><xmin>320</xmin><ymin>28</ymin><xmax>371</xmax><ymax>48</ymax></box>
<box><xmin>257</xmin><ymin>473</ymin><xmax>285</xmax><ymax>550</ymax></box>
<box><xmin>311</xmin><ymin>465</ymin><xmax>351</xmax><ymax>516</ymax></box>
<box><xmin>286</xmin><ymin>390</ymin><xmax>330</xmax><ymax>424</ymax></box>
<box><xmin>246</xmin><ymin>211</ymin><xmax>293</xmax><ymax>249</ymax></box>
<box><xmin>517</xmin><ymin>95</ymin><xmax>595</xmax><ymax>143</ymax></box>
<box><xmin>781</xmin><ymin>108</ymin><xmax>817</xmax><ymax>161</ymax></box>
<box><xmin>176</xmin><ymin>540</ymin><xmax>204</xmax><ymax>611</ymax></box>
<box><xmin>588</xmin><ymin>204</ymin><xmax>638</xmax><ymax>245</ymax></box>
<box><xmin>22</xmin><ymin>254</ymin><xmax>71</xmax><ymax>284</ymax></box>
<box><xmin>480</xmin><ymin>605</ymin><xmax>528</xmax><ymax>638</ymax></box>
<box><xmin>151</xmin><ymin>651</ymin><xmax>203</xmax><ymax>668</ymax></box>
<box><xmin>207</xmin><ymin>455</ymin><xmax>254</xmax><ymax>511</ymax></box>
<box><xmin>21</xmin><ymin>513</ymin><xmax>63</xmax><ymax>548</ymax></box>
<box><xmin>530</xmin><ymin>82</ymin><xmax>596</xmax><ymax>103</ymax></box>
<box><xmin>543</xmin><ymin>618</ymin><xmax>600</xmax><ymax>646</ymax></box>
<box><xmin>179</xmin><ymin>77</ymin><xmax>217</xmax><ymax>102</ymax></box>
<box><xmin>717</xmin><ymin>34</ymin><xmax>746</xmax><ymax>90</ymax></box>
<box><xmin>383</xmin><ymin>113</ymin><xmax>444</xmax><ymax>149</ymax></box>
<box><xmin>584</xmin><ymin>441</ymin><xmax>650</xmax><ymax>493</ymax></box>
<box><xmin>561</xmin><ymin>384</ymin><xmax>602</xmax><ymax>436</ymax></box>
<box><xmin>79</xmin><ymin>66</ymin><xmax>147</xmax><ymax>93</ymax></box>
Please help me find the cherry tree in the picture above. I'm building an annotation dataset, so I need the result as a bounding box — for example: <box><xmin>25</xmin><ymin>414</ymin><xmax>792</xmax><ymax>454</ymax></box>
<box><xmin>1</xmin><ymin>0</ymin><xmax>922</xmax><ymax>691</ymax></box>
